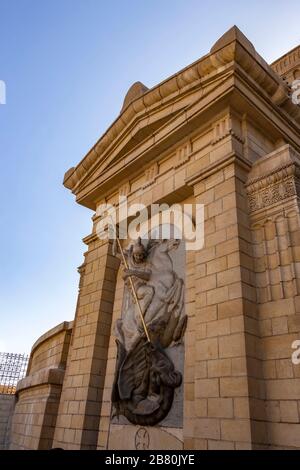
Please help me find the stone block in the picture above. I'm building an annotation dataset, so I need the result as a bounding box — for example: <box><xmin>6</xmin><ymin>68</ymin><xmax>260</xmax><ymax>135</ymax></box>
<box><xmin>220</xmin><ymin>377</ymin><xmax>249</xmax><ymax>397</ymax></box>
<box><xmin>219</xmin><ymin>333</ymin><xmax>246</xmax><ymax>358</ymax></box>
<box><xmin>194</xmin><ymin>418</ymin><xmax>221</xmax><ymax>440</ymax></box>
<box><xmin>196</xmin><ymin>338</ymin><xmax>219</xmax><ymax>360</ymax></box>
<box><xmin>279</xmin><ymin>401</ymin><xmax>299</xmax><ymax>423</ymax></box>
<box><xmin>208</xmin><ymin>398</ymin><xmax>233</xmax><ymax>418</ymax></box>
<box><xmin>195</xmin><ymin>379</ymin><xmax>219</xmax><ymax>398</ymax></box>
<box><xmin>221</xmin><ymin>419</ymin><xmax>251</xmax><ymax>443</ymax></box>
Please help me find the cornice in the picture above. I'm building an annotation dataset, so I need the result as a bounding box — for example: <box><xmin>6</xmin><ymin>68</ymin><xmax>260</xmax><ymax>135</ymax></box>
<box><xmin>245</xmin><ymin>145</ymin><xmax>300</xmax><ymax>214</ymax></box>
<box><xmin>245</xmin><ymin>161</ymin><xmax>300</xmax><ymax>194</ymax></box>
<box><xmin>30</xmin><ymin>320</ymin><xmax>73</xmax><ymax>355</ymax></box>
<box><xmin>16</xmin><ymin>367</ymin><xmax>65</xmax><ymax>394</ymax></box>
<box><xmin>73</xmin><ymin>74</ymin><xmax>234</xmax><ymax>208</ymax></box>
<box><xmin>82</xmin><ymin>232</ymin><xmax>100</xmax><ymax>246</ymax></box>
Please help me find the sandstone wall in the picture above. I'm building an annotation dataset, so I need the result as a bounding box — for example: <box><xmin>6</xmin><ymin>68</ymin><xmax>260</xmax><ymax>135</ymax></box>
<box><xmin>10</xmin><ymin>321</ymin><xmax>73</xmax><ymax>449</ymax></box>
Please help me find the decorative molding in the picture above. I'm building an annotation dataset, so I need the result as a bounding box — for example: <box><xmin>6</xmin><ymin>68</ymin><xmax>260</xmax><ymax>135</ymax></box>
<box><xmin>174</xmin><ymin>141</ymin><xmax>192</xmax><ymax>168</ymax></box>
<box><xmin>272</xmin><ymin>45</ymin><xmax>300</xmax><ymax>78</ymax></box>
<box><xmin>119</xmin><ymin>182</ymin><xmax>131</xmax><ymax>197</ymax></box>
<box><xmin>82</xmin><ymin>232</ymin><xmax>100</xmax><ymax>245</ymax></box>
<box><xmin>77</xmin><ymin>262</ymin><xmax>86</xmax><ymax>276</ymax></box>
<box><xmin>186</xmin><ymin>152</ymin><xmax>251</xmax><ymax>188</ymax></box>
<box><xmin>143</xmin><ymin>162</ymin><xmax>159</xmax><ymax>188</ymax></box>
<box><xmin>63</xmin><ymin>28</ymin><xmax>298</xmax><ymax>195</ymax></box>
<box><xmin>246</xmin><ymin>162</ymin><xmax>300</xmax><ymax>213</ymax></box>
<box><xmin>135</xmin><ymin>428</ymin><xmax>150</xmax><ymax>450</ymax></box>
<box><xmin>247</xmin><ymin>177</ymin><xmax>296</xmax><ymax>213</ymax></box>
<box><xmin>16</xmin><ymin>368</ymin><xmax>65</xmax><ymax>394</ymax></box>
<box><xmin>246</xmin><ymin>159</ymin><xmax>300</xmax><ymax>189</ymax></box>
<box><xmin>77</xmin><ymin>262</ymin><xmax>86</xmax><ymax>291</ymax></box>
<box><xmin>212</xmin><ymin>115</ymin><xmax>244</xmax><ymax>145</ymax></box>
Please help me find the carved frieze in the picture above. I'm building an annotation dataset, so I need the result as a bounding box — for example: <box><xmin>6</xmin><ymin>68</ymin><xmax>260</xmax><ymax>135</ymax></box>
<box><xmin>246</xmin><ymin>161</ymin><xmax>300</xmax><ymax>213</ymax></box>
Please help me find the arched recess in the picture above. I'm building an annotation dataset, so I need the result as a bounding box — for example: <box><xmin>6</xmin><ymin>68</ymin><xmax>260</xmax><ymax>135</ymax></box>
<box><xmin>98</xmin><ymin>221</ymin><xmax>191</xmax><ymax>450</ymax></box>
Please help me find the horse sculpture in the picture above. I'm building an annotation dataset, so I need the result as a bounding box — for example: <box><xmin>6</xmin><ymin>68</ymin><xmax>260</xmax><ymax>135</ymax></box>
<box><xmin>112</xmin><ymin>237</ymin><xmax>187</xmax><ymax>425</ymax></box>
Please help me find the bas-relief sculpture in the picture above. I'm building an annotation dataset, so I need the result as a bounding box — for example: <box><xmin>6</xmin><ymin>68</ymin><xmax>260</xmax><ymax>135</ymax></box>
<box><xmin>111</xmin><ymin>237</ymin><xmax>187</xmax><ymax>426</ymax></box>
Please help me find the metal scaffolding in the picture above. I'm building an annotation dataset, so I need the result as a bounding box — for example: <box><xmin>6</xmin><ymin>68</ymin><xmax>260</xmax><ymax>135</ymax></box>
<box><xmin>0</xmin><ymin>352</ymin><xmax>29</xmax><ymax>395</ymax></box>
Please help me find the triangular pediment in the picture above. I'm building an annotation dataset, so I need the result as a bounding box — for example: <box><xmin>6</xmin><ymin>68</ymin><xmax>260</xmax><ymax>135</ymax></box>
<box><xmin>87</xmin><ymin>107</ymin><xmax>184</xmax><ymax>188</ymax></box>
<box><xmin>66</xmin><ymin>70</ymin><xmax>233</xmax><ymax>204</ymax></box>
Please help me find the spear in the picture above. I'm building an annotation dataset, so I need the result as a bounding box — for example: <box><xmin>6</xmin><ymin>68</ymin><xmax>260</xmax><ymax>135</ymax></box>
<box><xmin>110</xmin><ymin>217</ymin><xmax>151</xmax><ymax>343</ymax></box>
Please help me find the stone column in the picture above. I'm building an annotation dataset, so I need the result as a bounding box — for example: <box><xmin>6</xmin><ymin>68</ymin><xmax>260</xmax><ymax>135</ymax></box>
<box><xmin>52</xmin><ymin>234</ymin><xmax>119</xmax><ymax>449</ymax></box>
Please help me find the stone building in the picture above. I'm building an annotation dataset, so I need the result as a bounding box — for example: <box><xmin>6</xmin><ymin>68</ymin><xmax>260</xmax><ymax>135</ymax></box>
<box><xmin>9</xmin><ymin>26</ymin><xmax>300</xmax><ymax>450</ymax></box>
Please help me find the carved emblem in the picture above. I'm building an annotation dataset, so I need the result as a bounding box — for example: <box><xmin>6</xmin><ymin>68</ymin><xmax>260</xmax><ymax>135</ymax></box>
<box><xmin>135</xmin><ymin>427</ymin><xmax>150</xmax><ymax>450</ymax></box>
<box><xmin>111</xmin><ymin>237</ymin><xmax>187</xmax><ymax>426</ymax></box>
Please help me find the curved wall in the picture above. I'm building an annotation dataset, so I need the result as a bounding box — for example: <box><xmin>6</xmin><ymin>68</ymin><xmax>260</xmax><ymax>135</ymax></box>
<box><xmin>10</xmin><ymin>321</ymin><xmax>73</xmax><ymax>450</ymax></box>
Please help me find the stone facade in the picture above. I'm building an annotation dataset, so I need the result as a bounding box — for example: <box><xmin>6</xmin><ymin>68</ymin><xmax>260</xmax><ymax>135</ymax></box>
<box><xmin>9</xmin><ymin>26</ymin><xmax>300</xmax><ymax>450</ymax></box>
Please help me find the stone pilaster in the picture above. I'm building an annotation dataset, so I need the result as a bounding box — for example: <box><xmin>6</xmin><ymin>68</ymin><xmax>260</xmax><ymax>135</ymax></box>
<box><xmin>52</xmin><ymin>235</ymin><xmax>119</xmax><ymax>449</ymax></box>
<box><xmin>186</xmin><ymin>151</ymin><xmax>260</xmax><ymax>449</ymax></box>
<box><xmin>245</xmin><ymin>144</ymin><xmax>300</xmax><ymax>449</ymax></box>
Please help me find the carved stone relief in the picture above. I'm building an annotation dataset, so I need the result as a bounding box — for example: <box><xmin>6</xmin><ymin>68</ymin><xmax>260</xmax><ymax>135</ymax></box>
<box><xmin>135</xmin><ymin>427</ymin><xmax>150</xmax><ymax>449</ymax></box>
<box><xmin>111</xmin><ymin>237</ymin><xmax>187</xmax><ymax>426</ymax></box>
<box><xmin>246</xmin><ymin>160</ymin><xmax>300</xmax><ymax>213</ymax></box>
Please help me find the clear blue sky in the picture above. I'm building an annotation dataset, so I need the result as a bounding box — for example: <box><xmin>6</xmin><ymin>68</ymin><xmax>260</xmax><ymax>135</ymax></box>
<box><xmin>0</xmin><ymin>0</ymin><xmax>299</xmax><ymax>354</ymax></box>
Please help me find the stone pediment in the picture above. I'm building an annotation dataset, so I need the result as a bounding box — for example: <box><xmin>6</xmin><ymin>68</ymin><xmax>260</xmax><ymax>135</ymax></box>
<box><xmin>79</xmin><ymin>105</ymin><xmax>186</xmax><ymax>192</ymax></box>
<box><xmin>64</xmin><ymin>26</ymin><xmax>300</xmax><ymax>209</ymax></box>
